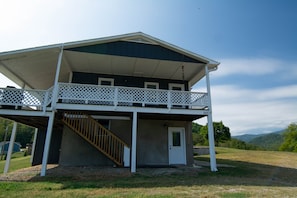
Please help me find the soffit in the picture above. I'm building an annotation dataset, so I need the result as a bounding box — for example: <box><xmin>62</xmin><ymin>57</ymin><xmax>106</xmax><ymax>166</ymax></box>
<box><xmin>64</xmin><ymin>50</ymin><xmax>205</xmax><ymax>82</ymax></box>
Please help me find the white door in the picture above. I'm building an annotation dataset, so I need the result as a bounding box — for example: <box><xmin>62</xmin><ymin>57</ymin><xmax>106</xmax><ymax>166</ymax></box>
<box><xmin>168</xmin><ymin>127</ymin><xmax>186</xmax><ymax>165</ymax></box>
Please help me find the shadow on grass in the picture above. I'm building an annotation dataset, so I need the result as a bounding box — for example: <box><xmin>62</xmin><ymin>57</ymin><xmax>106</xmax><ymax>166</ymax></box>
<box><xmin>27</xmin><ymin>158</ymin><xmax>297</xmax><ymax>190</ymax></box>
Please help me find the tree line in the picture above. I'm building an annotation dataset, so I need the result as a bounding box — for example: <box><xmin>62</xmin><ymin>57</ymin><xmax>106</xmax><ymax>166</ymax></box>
<box><xmin>193</xmin><ymin>121</ymin><xmax>297</xmax><ymax>152</ymax></box>
<box><xmin>0</xmin><ymin>118</ymin><xmax>35</xmax><ymax>148</ymax></box>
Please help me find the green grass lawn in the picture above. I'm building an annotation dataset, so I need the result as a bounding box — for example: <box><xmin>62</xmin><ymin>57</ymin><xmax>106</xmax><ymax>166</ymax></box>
<box><xmin>0</xmin><ymin>148</ymin><xmax>297</xmax><ymax>197</ymax></box>
<box><xmin>0</xmin><ymin>152</ymin><xmax>31</xmax><ymax>173</ymax></box>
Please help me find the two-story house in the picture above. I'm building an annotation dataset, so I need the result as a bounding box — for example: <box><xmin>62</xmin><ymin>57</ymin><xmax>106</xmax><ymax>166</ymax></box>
<box><xmin>0</xmin><ymin>32</ymin><xmax>219</xmax><ymax>176</ymax></box>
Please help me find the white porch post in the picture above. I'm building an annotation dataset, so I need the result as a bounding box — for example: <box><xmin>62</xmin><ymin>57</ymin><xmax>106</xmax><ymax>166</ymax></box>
<box><xmin>30</xmin><ymin>128</ymin><xmax>38</xmax><ymax>163</ymax></box>
<box><xmin>51</xmin><ymin>45</ymin><xmax>64</xmax><ymax>109</ymax></box>
<box><xmin>131</xmin><ymin>111</ymin><xmax>138</xmax><ymax>173</ymax></box>
<box><xmin>40</xmin><ymin>111</ymin><xmax>55</xmax><ymax>176</ymax></box>
<box><xmin>205</xmin><ymin>64</ymin><xmax>218</xmax><ymax>172</ymax></box>
<box><xmin>3</xmin><ymin>122</ymin><xmax>17</xmax><ymax>174</ymax></box>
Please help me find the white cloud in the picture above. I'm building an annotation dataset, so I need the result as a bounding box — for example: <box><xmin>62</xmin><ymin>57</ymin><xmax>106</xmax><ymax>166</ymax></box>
<box><xmin>194</xmin><ymin>84</ymin><xmax>297</xmax><ymax>135</ymax></box>
<box><xmin>192</xmin><ymin>57</ymin><xmax>297</xmax><ymax>135</ymax></box>
<box><xmin>256</xmin><ymin>85</ymin><xmax>297</xmax><ymax>100</ymax></box>
<box><xmin>214</xmin><ymin>58</ymin><xmax>283</xmax><ymax>77</ymax></box>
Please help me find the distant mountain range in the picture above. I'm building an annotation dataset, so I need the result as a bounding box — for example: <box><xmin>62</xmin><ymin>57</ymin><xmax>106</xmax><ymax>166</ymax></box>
<box><xmin>233</xmin><ymin>130</ymin><xmax>285</xmax><ymax>150</ymax></box>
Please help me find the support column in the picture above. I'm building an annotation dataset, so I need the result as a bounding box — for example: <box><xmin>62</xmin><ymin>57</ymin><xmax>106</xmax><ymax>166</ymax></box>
<box><xmin>131</xmin><ymin>111</ymin><xmax>138</xmax><ymax>173</ymax></box>
<box><xmin>205</xmin><ymin>65</ymin><xmax>218</xmax><ymax>172</ymax></box>
<box><xmin>40</xmin><ymin>111</ymin><xmax>55</xmax><ymax>176</ymax></box>
<box><xmin>3</xmin><ymin>122</ymin><xmax>17</xmax><ymax>174</ymax></box>
<box><xmin>51</xmin><ymin>45</ymin><xmax>64</xmax><ymax>109</ymax></box>
<box><xmin>30</xmin><ymin>128</ymin><xmax>38</xmax><ymax>163</ymax></box>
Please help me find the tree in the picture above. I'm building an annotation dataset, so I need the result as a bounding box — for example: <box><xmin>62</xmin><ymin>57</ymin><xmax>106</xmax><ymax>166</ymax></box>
<box><xmin>0</xmin><ymin>118</ymin><xmax>35</xmax><ymax>148</ymax></box>
<box><xmin>279</xmin><ymin>123</ymin><xmax>297</xmax><ymax>152</ymax></box>
<box><xmin>0</xmin><ymin>119</ymin><xmax>13</xmax><ymax>142</ymax></box>
<box><xmin>199</xmin><ymin>121</ymin><xmax>231</xmax><ymax>146</ymax></box>
<box><xmin>221</xmin><ymin>138</ymin><xmax>260</xmax><ymax>150</ymax></box>
<box><xmin>192</xmin><ymin>122</ymin><xmax>207</xmax><ymax>145</ymax></box>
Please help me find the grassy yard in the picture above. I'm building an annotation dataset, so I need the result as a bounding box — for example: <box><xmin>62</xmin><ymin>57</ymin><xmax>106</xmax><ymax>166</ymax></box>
<box><xmin>0</xmin><ymin>148</ymin><xmax>297</xmax><ymax>197</ymax></box>
<box><xmin>0</xmin><ymin>152</ymin><xmax>31</xmax><ymax>173</ymax></box>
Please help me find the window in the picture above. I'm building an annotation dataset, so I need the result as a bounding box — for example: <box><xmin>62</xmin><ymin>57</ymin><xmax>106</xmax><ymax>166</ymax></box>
<box><xmin>144</xmin><ymin>82</ymin><xmax>160</xmax><ymax>105</ymax></box>
<box><xmin>98</xmin><ymin>78</ymin><xmax>114</xmax><ymax>86</ymax></box>
<box><xmin>172</xmin><ymin>132</ymin><xmax>181</xmax><ymax>146</ymax></box>
<box><xmin>144</xmin><ymin>82</ymin><xmax>159</xmax><ymax>89</ymax></box>
<box><xmin>168</xmin><ymin>83</ymin><xmax>184</xmax><ymax>91</ymax></box>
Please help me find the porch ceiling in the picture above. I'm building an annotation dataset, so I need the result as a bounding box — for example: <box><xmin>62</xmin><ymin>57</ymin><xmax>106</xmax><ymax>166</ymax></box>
<box><xmin>0</xmin><ymin>115</ymin><xmax>57</xmax><ymax>129</ymax></box>
<box><xmin>64</xmin><ymin>50</ymin><xmax>206</xmax><ymax>82</ymax></box>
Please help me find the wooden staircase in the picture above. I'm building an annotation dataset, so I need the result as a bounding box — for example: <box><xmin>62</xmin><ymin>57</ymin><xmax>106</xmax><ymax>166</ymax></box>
<box><xmin>62</xmin><ymin>111</ymin><xmax>129</xmax><ymax>166</ymax></box>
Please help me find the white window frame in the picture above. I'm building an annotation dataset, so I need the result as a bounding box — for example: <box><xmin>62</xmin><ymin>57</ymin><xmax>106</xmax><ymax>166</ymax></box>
<box><xmin>144</xmin><ymin>82</ymin><xmax>159</xmax><ymax>89</ymax></box>
<box><xmin>98</xmin><ymin>78</ymin><xmax>114</xmax><ymax>86</ymax></box>
<box><xmin>168</xmin><ymin>83</ymin><xmax>185</xmax><ymax>91</ymax></box>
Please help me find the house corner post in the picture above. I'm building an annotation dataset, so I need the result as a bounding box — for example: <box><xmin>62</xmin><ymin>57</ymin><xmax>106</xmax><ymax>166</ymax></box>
<box><xmin>131</xmin><ymin>111</ymin><xmax>138</xmax><ymax>173</ymax></box>
<box><xmin>3</xmin><ymin>122</ymin><xmax>18</xmax><ymax>174</ymax></box>
<box><xmin>205</xmin><ymin>65</ymin><xmax>218</xmax><ymax>172</ymax></box>
<box><xmin>40</xmin><ymin>111</ymin><xmax>55</xmax><ymax>176</ymax></box>
<box><xmin>51</xmin><ymin>45</ymin><xmax>64</xmax><ymax>109</ymax></box>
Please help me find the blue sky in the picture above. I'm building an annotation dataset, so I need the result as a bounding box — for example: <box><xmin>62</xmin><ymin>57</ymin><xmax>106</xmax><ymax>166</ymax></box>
<box><xmin>0</xmin><ymin>0</ymin><xmax>296</xmax><ymax>135</ymax></box>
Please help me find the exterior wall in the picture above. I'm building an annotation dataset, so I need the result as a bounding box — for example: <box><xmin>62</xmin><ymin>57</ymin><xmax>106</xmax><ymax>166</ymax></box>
<box><xmin>185</xmin><ymin>121</ymin><xmax>194</xmax><ymax>166</ymax></box>
<box><xmin>72</xmin><ymin>72</ymin><xmax>189</xmax><ymax>91</ymax></box>
<box><xmin>137</xmin><ymin>119</ymin><xmax>193</xmax><ymax>166</ymax></box>
<box><xmin>59</xmin><ymin>119</ymin><xmax>131</xmax><ymax>166</ymax></box>
<box><xmin>110</xmin><ymin>120</ymin><xmax>132</xmax><ymax>146</ymax></box>
<box><xmin>32</xmin><ymin>126</ymin><xmax>62</xmax><ymax>166</ymax></box>
<box><xmin>58</xmin><ymin>118</ymin><xmax>193</xmax><ymax>167</ymax></box>
<box><xmin>59</xmin><ymin>126</ymin><xmax>114</xmax><ymax>166</ymax></box>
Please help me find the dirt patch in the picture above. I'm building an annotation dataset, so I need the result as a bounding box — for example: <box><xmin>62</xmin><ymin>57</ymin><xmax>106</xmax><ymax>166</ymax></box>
<box><xmin>0</xmin><ymin>164</ymin><xmax>205</xmax><ymax>181</ymax></box>
<box><xmin>0</xmin><ymin>160</ymin><xmax>231</xmax><ymax>182</ymax></box>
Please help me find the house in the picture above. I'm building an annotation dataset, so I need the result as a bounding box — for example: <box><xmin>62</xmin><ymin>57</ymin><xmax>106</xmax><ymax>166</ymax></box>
<box><xmin>0</xmin><ymin>141</ymin><xmax>21</xmax><ymax>155</ymax></box>
<box><xmin>0</xmin><ymin>32</ymin><xmax>219</xmax><ymax>176</ymax></box>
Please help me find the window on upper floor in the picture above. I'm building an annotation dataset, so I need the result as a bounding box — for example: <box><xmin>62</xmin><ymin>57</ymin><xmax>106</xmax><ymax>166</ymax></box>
<box><xmin>144</xmin><ymin>82</ymin><xmax>159</xmax><ymax>89</ymax></box>
<box><xmin>98</xmin><ymin>78</ymin><xmax>114</xmax><ymax>86</ymax></box>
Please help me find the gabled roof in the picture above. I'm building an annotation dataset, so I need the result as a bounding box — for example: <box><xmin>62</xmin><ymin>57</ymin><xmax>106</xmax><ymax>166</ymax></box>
<box><xmin>0</xmin><ymin>32</ymin><xmax>219</xmax><ymax>89</ymax></box>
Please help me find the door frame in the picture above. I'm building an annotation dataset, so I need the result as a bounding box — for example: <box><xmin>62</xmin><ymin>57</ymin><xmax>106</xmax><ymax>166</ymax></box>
<box><xmin>168</xmin><ymin>127</ymin><xmax>186</xmax><ymax>165</ymax></box>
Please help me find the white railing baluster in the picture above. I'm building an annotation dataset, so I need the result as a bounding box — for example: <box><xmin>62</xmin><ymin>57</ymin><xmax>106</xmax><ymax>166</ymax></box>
<box><xmin>167</xmin><ymin>91</ymin><xmax>172</xmax><ymax>109</ymax></box>
<box><xmin>114</xmin><ymin>87</ymin><xmax>118</xmax><ymax>107</ymax></box>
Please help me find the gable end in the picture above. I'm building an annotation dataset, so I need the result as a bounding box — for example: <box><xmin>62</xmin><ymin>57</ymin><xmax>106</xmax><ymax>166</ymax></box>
<box><xmin>66</xmin><ymin>41</ymin><xmax>204</xmax><ymax>63</ymax></box>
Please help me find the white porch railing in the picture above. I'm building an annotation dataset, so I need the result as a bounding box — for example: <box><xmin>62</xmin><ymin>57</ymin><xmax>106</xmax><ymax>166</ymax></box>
<box><xmin>0</xmin><ymin>87</ymin><xmax>51</xmax><ymax>111</ymax></box>
<box><xmin>0</xmin><ymin>83</ymin><xmax>208</xmax><ymax>111</ymax></box>
<box><xmin>57</xmin><ymin>83</ymin><xmax>208</xmax><ymax>109</ymax></box>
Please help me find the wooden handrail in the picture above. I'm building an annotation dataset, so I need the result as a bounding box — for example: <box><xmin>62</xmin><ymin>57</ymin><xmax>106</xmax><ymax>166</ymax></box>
<box><xmin>62</xmin><ymin>111</ymin><xmax>128</xmax><ymax>166</ymax></box>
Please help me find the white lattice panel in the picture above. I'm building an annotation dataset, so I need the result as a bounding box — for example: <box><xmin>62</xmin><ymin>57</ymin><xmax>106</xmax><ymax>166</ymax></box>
<box><xmin>0</xmin><ymin>87</ymin><xmax>48</xmax><ymax>108</ymax></box>
<box><xmin>57</xmin><ymin>83</ymin><xmax>208</xmax><ymax>108</ymax></box>
<box><xmin>59</xmin><ymin>83</ymin><xmax>116</xmax><ymax>105</ymax></box>
<box><xmin>0</xmin><ymin>84</ymin><xmax>209</xmax><ymax>111</ymax></box>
